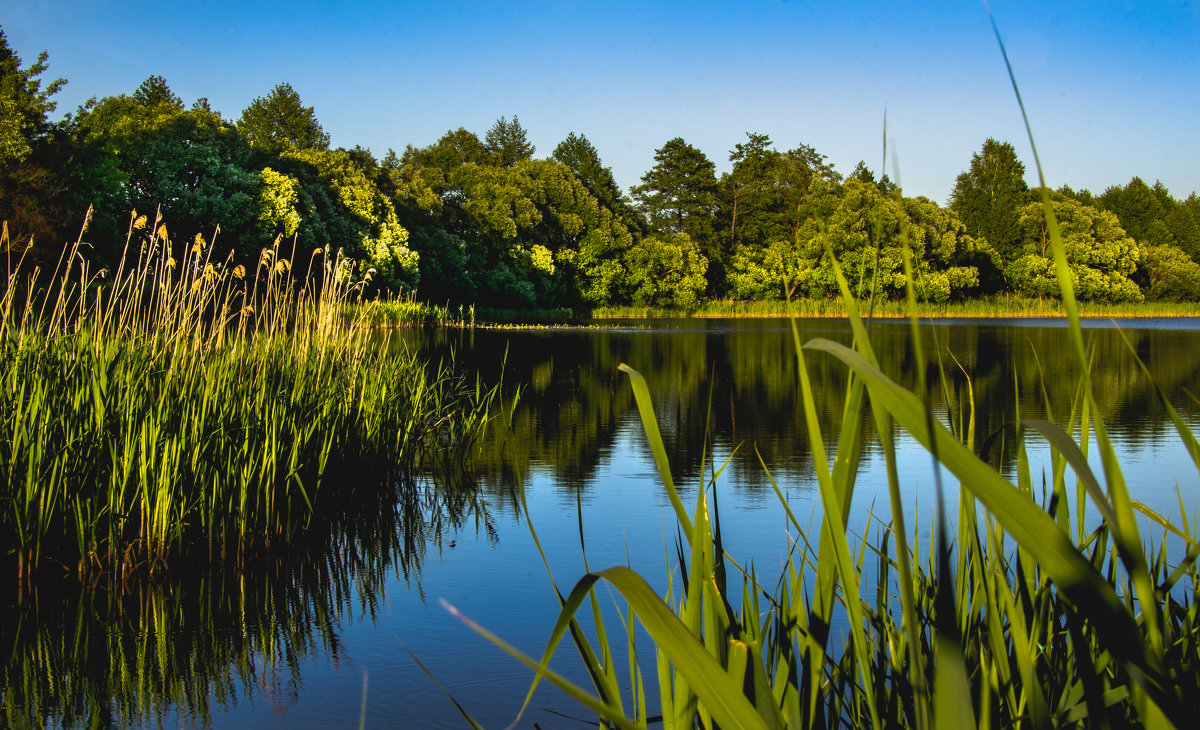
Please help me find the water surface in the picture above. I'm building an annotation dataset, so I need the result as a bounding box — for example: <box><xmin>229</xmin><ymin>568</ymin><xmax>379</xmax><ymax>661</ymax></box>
<box><xmin>6</xmin><ymin>317</ymin><xmax>1200</xmax><ymax>728</ymax></box>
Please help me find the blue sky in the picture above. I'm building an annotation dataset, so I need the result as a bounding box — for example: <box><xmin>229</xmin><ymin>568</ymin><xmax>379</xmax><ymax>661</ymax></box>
<box><xmin>3</xmin><ymin>1</ymin><xmax>1197</xmax><ymax>203</ymax></box>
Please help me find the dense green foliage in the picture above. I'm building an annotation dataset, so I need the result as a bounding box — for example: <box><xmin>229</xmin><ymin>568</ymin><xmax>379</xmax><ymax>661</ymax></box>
<box><xmin>2</xmin><ymin>27</ymin><xmax>1198</xmax><ymax>309</ymax></box>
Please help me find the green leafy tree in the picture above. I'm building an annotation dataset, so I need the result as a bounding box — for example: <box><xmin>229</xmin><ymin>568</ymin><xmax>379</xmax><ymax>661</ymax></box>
<box><xmin>721</xmin><ymin>133</ymin><xmax>840</xmax><ymax>253</ymax></box>
<box><xmin>622</xmin><ymin>232</ymin><xmax>708</xmax><ymax>310</ymax></box>
<box><xmin>0</xmin><ymin>29</ymin><xmax>65</xmax><ymax>165</ymax></box>
<box><xmin>1165</xmin><ymin>193</ymin><xmax>1200</xmax><ymax>263</ymax></box>
<box><xmin>1097</xmin><ymin>177</ymin><xmax>1177</xmax><ymax>255</ymax></box>
<box><xmin>283</xmin><ymin>147</ymin><xmax>418</xmax><ymax>290</ymax></box>
<box><xmin>633</xmin><ymin>137</ymin><xmax>718</xmax><ymax>236</ymax></box>
<box><xmin>402</xmin><ymin>128</ymin><xmax>490</xmax><ymax>173</ymax></box>
<box><xmin>728</xmin><ymin>179</ymin><xmax>987</xmax><ymax>303</ymax></box>
<box><xmin>70</xmin><ymin>87</ymin><xmax>264</xmax><ymax>259</ymax></box>
<box><xmin>484</xmin><ymin>115</ymin><xmax>534</xmax><ymax>167</ymax></box>
<box><xmin>1007</xmin><ymin>197</ymin><xmax>1142</xmax><ymax>302</ymax></box>
<box><xmin>256</xmin><ymin>167</ymin><xmax>301</xmax><ymax>240</ymax></box>
<box><xmin>949</xmin><ymin>138</ymin><xmax>1029</xmax><ymax>263</ymax></box>
<box><xmin>1139</xmin><ymin>243</ymin><xmax>1200</xmax><ymax>301</ymax></box>
<box><xmin>238</xmin><ymin>82</ymin><xmax>330</xmax><ymax>153</ymax></box>
<box><xmin>0</xmin><ymin>28</ymin><xmax>71</xmax><ymax>257</ymax></box>
<box><xmin>449</xmin><ymin>159</ymin><xmax>632</xmax><ymax>306</ymax></box>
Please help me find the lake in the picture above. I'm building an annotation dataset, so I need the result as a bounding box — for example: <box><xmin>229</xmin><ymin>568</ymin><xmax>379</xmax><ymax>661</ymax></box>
<box><xmin>6</xmin><ymin>317</ymin><xmax>1200</xmax><ymax>728</ymax></box>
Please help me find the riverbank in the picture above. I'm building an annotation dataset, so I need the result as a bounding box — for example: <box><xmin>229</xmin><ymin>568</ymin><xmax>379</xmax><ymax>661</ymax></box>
<box><xmin>591</xmin><ymin>296</ymin><xmax>1200</xmax><ymax>319</ymax></box>
<box><xmin>353</xmin><ymin>296</ymin><xmax>1200</xmax><ymax>328</ymax></box>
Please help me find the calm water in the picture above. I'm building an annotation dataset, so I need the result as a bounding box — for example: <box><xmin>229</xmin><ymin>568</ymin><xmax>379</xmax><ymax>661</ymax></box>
<box><xmin>6</xmin><ymin>318</ymin><xmax>1200</xmax><ymax>728</ymax></box>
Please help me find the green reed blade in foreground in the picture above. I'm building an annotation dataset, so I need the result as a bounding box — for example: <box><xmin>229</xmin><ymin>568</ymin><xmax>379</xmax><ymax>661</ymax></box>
<box><xmin>803</xmin><ymin>337</ymin><xmax>1175</xmax><ymax>710</ymax></box>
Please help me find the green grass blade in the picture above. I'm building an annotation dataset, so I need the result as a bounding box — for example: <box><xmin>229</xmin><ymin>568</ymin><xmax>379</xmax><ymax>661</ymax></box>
<box><xmin>518</xmin><ymin>567</ymin><xmax>770</xmax><ymax>730</ymax></box>
<box><xmin>619</xmin><ymin>364</ymin><xmax>694</xmax><ymax>542</ymax></box>
<box><xmin>802</xmin><ymin>337</ymin><xmax>1161</xmax><ymax>685</ymax></box>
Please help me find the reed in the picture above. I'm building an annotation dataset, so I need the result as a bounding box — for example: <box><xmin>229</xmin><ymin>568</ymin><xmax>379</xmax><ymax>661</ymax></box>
<box><xmin>1</xmin><ymin>210</ymin><xmax>496</xmax><ymax>583</ymax></box>
<box><xmin>347</xmin><ymin>295</ymin><xmax>476</xmax><ymax>329</ymax></box>
<box><xmin>445</xmin><ymin>15</ymin><xmax>1200</xmax><ymax>728</ymax></box>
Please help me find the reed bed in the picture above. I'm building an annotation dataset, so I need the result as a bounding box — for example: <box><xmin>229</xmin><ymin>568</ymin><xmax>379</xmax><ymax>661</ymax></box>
<box><xmin>446</xmin><ymin>19</ymin><xmax>1200</xmax><ymax>728</ymax></box>
<box><xmin>1</xmin><ymin>210</ymin><xmax>495</xmax><ymax>583</ymax></box>
<box><xmin>348</xmin><ymin>295</ymin><xmax>476</xmax><ymax>329</ymax></box>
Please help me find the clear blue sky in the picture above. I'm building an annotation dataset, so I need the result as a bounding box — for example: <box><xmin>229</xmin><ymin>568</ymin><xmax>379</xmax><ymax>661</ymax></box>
<box><xmin>3</xmin><ymin>1</ymin><xmax>1197</xmax><ymax>203</ymax></box>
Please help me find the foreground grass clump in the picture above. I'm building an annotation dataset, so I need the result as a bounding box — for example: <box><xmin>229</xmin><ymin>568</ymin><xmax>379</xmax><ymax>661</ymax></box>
<box><xmin>1</xmin><ymin>211</ymin><xmax>494</xmax><ymax>582</ymax></box>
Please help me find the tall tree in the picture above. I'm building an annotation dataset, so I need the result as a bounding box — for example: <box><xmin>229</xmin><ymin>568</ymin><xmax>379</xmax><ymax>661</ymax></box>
<box><xmin>132</xmin><ymin>75</ymin><xmax>183</xmax><ymax>110</ymax></box>
<box><xmin>0</xmin><ymin>29</ymin><xmax>65</xmax><ymax>166</ymax></box>
<box><xmin>553</xmin><ymin>132</ymin><xmax>640</xmax><ymax>231</ymax></box>
<box><xmin>949</xmin><ymin>138</ymin><xmax>1029</xmax><ymax>260</ymax></box>
<box><xmin>633</xmin><ymin>137</ymin><xmax>720</xmax><ymax>292</ymax></box>
<box><xmin>1097</xmin><ymin>177</ymin><xmax>1174</xmax><ymax>248</ymax></box>
<box><xmin>238</xmin><ymin>82</ymin><xmax>330</xmax><ymax>153</ymax></box>
<box><xmin>721</xmin><ymin>134</ymin><xmax>839</xmax><ymax>252</ymax></box>
<box><xmin>402</xmin><ymin>127</ymin><xmax>490</xmax><ymax>174</ymax></box>
<box><xmin>633</xmin><ymin>138</ymin><xmax>718</xmax><ymax>236</ymax></box>
<box><xmin>484</xmin><ymin>115</ymin><xmax>534</xmax><ymax>167</ymax></box>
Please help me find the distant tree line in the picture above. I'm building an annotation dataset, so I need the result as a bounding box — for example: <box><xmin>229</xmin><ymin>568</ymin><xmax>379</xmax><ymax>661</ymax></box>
<box><xmin>4</xmin><ymin>29</ymin><xmax>1199</xmax><ymax>307</ymax></box>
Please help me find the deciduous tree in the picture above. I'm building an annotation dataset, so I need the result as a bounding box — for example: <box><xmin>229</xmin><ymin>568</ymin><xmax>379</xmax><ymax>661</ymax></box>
<box><xmin>1007</xmin><ymin>197</ymin><xmax>1142</xmax><ymax>302</ymax></box>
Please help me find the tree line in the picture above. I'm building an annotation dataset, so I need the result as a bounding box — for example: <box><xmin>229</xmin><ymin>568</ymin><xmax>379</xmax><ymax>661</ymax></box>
<box><xmin>4</xmin><ymin>29</ymin><xmax>1200</xmax><ymax>308</ymax></box>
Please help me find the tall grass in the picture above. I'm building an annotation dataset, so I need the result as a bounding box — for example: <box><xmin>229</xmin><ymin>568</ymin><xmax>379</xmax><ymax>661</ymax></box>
<box><xmin>1</xmin><ymin>209</ymin><xmax>495</xmax><ymax>583</ymax></box>
<box><xmin>445</xmin><ymin>15</ymin><xmax>1200</xmax><ymax>728</ymax></box>
<box><xmin>347</xmin><ymin>295</ymin><xmax>476</xmax><ymax>328</ymax></box>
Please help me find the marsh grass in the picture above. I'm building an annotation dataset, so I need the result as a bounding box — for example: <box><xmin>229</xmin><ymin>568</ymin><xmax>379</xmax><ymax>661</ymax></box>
<box><xmin>348</xmin><ymin>295</ymin><xmax>476</xmax><ymax>328</ymax></box>
<box><xmin>442</xmin><ymin>14</ymin><xmax>1200</xmax><ymax>729</ymax></box>
<box><xmin>1</xmin><ymin>209</ymin><xmax>496</xmax><ymax>583</ymax></box>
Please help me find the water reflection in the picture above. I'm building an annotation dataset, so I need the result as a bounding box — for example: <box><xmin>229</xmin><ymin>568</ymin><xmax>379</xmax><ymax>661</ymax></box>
<box><xmin>1</xmin><ymin>478</ymin><xmax>489</xmax><ymax>728</ymax></box>
<box><xmin>415</xmin><ymin>318</ymin><xmax>1200</xmax><ymax>499</ymax></box>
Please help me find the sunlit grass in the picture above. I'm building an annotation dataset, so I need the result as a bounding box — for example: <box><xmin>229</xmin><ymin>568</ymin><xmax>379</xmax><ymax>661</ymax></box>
<box><xmin>1</xmin><ymin>210</ymin><xmax>495</xmax><ymax>582</ymax></box>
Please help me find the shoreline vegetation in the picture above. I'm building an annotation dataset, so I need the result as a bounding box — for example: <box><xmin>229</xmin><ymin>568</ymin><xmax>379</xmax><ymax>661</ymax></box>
<box><xmin>352</xmin><ymin>297</ymin><xmax>1200</xmax><ymax>329</ymax></box>
<box><xmin>1</xmin><ymin>216</ymin><xmax>496</xmax><ymax>584</ymax></box>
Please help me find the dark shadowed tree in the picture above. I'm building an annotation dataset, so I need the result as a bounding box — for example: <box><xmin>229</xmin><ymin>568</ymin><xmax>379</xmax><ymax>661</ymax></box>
<box><xmin>949</xmin><ymin>138</ymin><xmax>1029</xmax><ymax>260</ymax></box>
<box><xmin>238</xmin><ymin>82</ymin><xmax>330</xmax><ymax>153</ymax></box>
<box><xmin>484</xmin><ymin>115</ymin><xmax>534</xmax><ymax>167</ymax></box>
<box><xmin>0</xmin><ymin>29</ymin><xmax>70</xmax><ymax>259</ymax></box>
<box><xmin>1097</xmin><ymin>177</ymin><xmax>1175</xmax><ymax>249</ymax></box>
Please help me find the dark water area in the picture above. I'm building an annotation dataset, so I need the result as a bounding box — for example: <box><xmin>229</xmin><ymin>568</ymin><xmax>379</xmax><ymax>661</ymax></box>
<box><xmin>6</xmin><ymin>318</ymin><xmax>1200</xmax><ymax>728</ymax></box>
